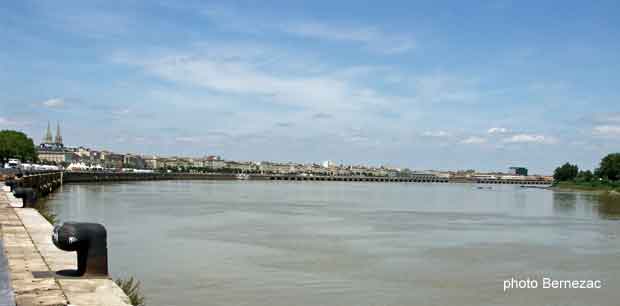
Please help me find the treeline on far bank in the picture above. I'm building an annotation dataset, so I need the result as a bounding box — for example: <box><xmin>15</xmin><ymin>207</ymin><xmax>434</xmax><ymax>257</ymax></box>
<box><xmin>553</xmin><ymin>153</ymin><xmax>620</xmax><ymax>192</ymax></box>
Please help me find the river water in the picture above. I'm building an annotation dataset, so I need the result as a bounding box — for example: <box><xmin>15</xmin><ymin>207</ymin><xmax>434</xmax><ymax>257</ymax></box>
<box><xmin>45</xmin><ymin>181</ymin><xmax>620</xmax><ymax>306</ymax></box>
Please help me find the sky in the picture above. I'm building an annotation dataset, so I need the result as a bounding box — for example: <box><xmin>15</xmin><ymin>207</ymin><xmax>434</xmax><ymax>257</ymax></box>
<box><xmin>1</xmin><ymin>0</ymin><xmax>619</xmax><ymax>174</ymax></box>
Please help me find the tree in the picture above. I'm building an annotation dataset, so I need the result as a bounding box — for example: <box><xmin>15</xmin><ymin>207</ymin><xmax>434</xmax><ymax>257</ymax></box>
<box><xmin>576</xmin><ymin>170</ymin><xmax>594</xmax><ymax>182</ymax></box>
<box><xmin>0</xmin><ymin>130</ymin><xmax>37</xmax><ymax>164</ymax></box>
<box><xmin>553</xmin><ymin>162</ymin><xmax>579</xmax><ymax>181</ymax></box>
<box><xmin>598</xmin><ymin>153</ymin><xmax>620</xmax><ymax>181</ymax></box>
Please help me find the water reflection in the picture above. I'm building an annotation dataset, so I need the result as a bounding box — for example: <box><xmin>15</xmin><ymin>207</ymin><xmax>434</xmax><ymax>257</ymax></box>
<box><xmin>597</xmin><ymin>193</ymin><xmax>620</xmax><ymax>219</ymax></box>
<box><xmin>552</xmin><ymin>192</ymin><xmax>577</xmax><ymax>216</ymax></box>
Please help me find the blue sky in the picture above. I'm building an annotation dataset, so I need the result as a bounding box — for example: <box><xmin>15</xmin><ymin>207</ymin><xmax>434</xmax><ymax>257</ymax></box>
<box><xmin>1</xmin><ymin>1</ymin><xmax>619</xmax><ymax>174</ymax></box>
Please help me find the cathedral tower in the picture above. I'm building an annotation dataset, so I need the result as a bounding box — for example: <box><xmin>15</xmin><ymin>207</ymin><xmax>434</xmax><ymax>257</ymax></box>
<box><xmin>54</xmin><ymin>122</ymin><xmax>63</xmax><ymax>146</ymax></box>
<box><xmin>43</xmin><ymin>122</ymin><xmax>53</xmax><ymax>144</ymax></box>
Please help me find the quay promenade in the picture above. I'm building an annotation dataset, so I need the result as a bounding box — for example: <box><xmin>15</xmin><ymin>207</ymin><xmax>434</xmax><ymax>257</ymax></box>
<box><xmin>1</xmin><ymin>227</ymin><xmax>14</xmax><ymax>306</ymax></box>
<box><xmin>0</xmin><ymin>183</ymin><xmax>132</xmax><ymax>306</ymax></box>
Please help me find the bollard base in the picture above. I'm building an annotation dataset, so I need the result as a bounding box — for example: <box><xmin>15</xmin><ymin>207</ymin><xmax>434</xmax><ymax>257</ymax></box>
<box><xmin>32</xmin><ymin>270</ymin><xmax>110</xmax><ymax>279</ymax></box>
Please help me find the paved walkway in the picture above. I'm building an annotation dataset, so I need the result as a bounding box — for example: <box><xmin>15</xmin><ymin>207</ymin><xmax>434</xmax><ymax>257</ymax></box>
<box><xmin>1</xmin><ymin>185</ymin><xmax>16</xmax><ymax>306</ymax></box>
<box><xmin>0</xmin><ymin>190</ymin><xmax>67</xmax><ymax>306</ymax></box>
<box><xmin>0</xmin><ymin>235</ymin><xmax>15</xmax><ymax>306</ymax></box>
<box><xmin>0</xmin><ymin>188</ymin><xmax>132</xmax><ymax>306</ymax></box>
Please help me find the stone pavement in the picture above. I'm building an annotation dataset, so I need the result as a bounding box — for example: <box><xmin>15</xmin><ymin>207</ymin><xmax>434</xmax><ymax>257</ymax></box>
<box><xmin>0</xmin><ymin>188</ymin><xmax>131</xmax><ymax>306</ymax></box>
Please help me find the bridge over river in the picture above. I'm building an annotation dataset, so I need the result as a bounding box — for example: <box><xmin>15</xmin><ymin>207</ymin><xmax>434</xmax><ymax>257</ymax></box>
<box><xmin>261</xmin><ymin>175</ymin><xmax>552</xmax><ymax>186</ymax></box>
<box><xmin>13</xmin><ymin>171</ymin><xmax>551</xmax><ymax>186</ymax></box>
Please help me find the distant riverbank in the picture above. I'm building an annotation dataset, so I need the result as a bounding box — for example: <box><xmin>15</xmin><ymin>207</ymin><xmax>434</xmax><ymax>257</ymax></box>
<box><xmin>552</xmin><ymin>181</ymin><xmax>620</xmax><ymax>194</ymax></box>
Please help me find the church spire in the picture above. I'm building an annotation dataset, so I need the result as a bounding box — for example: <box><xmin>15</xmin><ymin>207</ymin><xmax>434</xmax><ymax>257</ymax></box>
<box><xmin>43</xmin><ymin>121</ymin><xmax>53</xmax><ymax>144</ymax></box>
<box><xmin>54</xmin><ymin>122</ymin><xmax>63</xmax><ymax>145</ymax></box>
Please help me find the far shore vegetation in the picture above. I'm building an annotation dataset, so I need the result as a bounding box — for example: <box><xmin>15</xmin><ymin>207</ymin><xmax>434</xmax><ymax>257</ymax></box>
<box><xmin>553</xmin><ymin>153</ymin><xmax>620</xmax><ymax>194</ymax></box>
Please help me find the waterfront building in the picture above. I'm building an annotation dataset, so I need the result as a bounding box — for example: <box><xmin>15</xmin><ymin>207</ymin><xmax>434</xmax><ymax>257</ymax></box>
<box><xmin>90</xmin><ymin>150</ymin><xmax>102</xmax><ymax>161</ymax></box>
<box><xmin>191</xmin><ymin>158</ymin><xmax>205</xmax><ymax>168</ymax></box>
<box><xmin>75</xmin><ymin>147</ymin><xmax>91</xmax><ymax>159</ymax></box>
<box><xmin>205</xmin><ymin>159</ymin><xmax>226</xmax><ymax>169</ymax></box>
<box><xmin>258</xmin><ymin>161</ymin><xmax>301</xmax><ymax>174</ymax></box>
<box><xmin>143</xmin><ymin>155</ymin><xmax>159</xmax><ymax>169</ymax></box>
<box><xmin>37</xmin><ymin>150</ymin><xmax>75</xmax><ymax>164</ymax></box>
<box><xmin>123</xmin><ymin>154</ymin><xmax>146</xmax><ymax>169</ymax></box>
<box><xmin>226</xmin><ymin>161</ymin><xmax>256</xmax><ymax>173</ymax></box>
<box><xmin>322</xmin><ymin>160</ymin><xmax>335</xmax><ymax>168</ymax></box>
<box><xmin>101</xmin><ymin>152</ymin><xmax>124</xmax><ymax>169</ymax></box>
<box><xmin>158</xmin><ymin>157</ymin><xmax>192</xmax><ymax>169</ymax></box>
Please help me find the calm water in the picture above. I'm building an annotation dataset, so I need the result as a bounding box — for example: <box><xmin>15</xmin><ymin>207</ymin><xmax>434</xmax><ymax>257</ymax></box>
<box><xmin>45</xmin><ymin>181</ymin><xmax>620</xmax><ymax>306</ymax></box>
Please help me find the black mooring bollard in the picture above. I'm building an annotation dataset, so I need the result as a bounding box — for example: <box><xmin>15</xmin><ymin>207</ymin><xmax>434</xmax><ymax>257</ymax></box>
<box><xmin>13</xmin><ymin>187</ymin><xmax>37</xmax><ymax>207</ymax></box>
<box><xmin>4</xmin><ymin>179</ymin><xmax>19</xmax><ymax>192</ymax></box>
<box><xmin>52</xmin><ymin>222</ymin><xmax>109</xmax><ymax>277</ymax></box>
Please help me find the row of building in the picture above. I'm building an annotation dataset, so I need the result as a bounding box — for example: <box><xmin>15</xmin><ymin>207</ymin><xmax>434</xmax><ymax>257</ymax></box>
<box><xmin>35</xmin><ymin>123</ymin><xmax>550</xmax><ymax>180</ymax></box>
<box><xmin>35</xmin><ymin>123</ymin><xmax>405</xmax><ymax>176</ymax></box>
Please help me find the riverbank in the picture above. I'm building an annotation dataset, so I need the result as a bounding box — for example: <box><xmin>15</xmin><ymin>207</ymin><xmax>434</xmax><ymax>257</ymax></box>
<box><xmin>551</xmin><ymin>181</ymin><xmax>620</xmax><ymax>194</ymax></box>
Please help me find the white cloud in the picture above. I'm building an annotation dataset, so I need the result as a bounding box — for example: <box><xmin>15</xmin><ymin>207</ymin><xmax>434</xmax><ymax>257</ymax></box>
<box><xmin>114</xmin><ymin>47</ymin><xmax>402</xmax><ymax>113</ymax></box>
<box><xmin>460</xmin><ymin>136</ymin><xmax>487</xmax><ymax>144</ymax></box>
<box><xmin>113</xmin><ymin>108</ymin><xmax>130</xmax><ymax>115</ymax></box>
<box><xmin>593</xmin><ymin>125</ymin><xmax>620</xmax><ymax>137</ymax></box>
<box><xmin>42</xmin><ymin>98</ymin><xmax>65</xmax><ymax>108</ymax></box>
<box><xmin>199</xmin><ymin>6</ymin><xmax>415</xmax><ymax>54</ymax></box>
<box><xmin>175</xmin><ymin>136</ymin><xmax>202</xmax><ymax>143</ymax></box>
<box><xmin>487</xmin><ymin>127</ymin><xmax>509</xmax><ymax>134</ymax></box>
<box><xmin>111</xmin><ymin>108</ymin><xmax>131</xmax><ymax>119</ymax></box>
<box><xmin>284</xmin><ymin>22</ymin><xmax>416</xmax><ymax>54</ymax></box>
<box><xmin>503</xmin><ymin>134</ymin><xmax>557</xmax><ymax>144</ymax></box>
<box><xmin>422</xmin><ymin>130</ymin><xmax>451</xmax><ymax>137</ymax></box>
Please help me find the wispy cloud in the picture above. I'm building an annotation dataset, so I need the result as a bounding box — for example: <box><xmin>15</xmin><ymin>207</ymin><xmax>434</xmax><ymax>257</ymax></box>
<box><xmin>175</xmin><ymin>136</ymin><xmax>202</xmax><ymax>143</ymax></box>
<box><xmin>487</xmin><ymin>127</ymin><xmax>509</xmax><ymax>134</ymax></box>
<box><xmin>593</xmin><ymin>125</ymin><xmax>620</xmax><ymax>137</ymax></box>
<box><xmin>283</xmin><ymin>22</ymin><xmax>416</xmax><ymax>54</ymax></box>
<box><xmin>113</xmin><ymin>45</ymin><xmax>403</xmax><ymax>113</ymax></box>
<box><xmin>503</xmin><ymin>134</ymin><xmax>557</xmax><ymax>144</ymax></box>
<box><xmin>422</xmin><ymin>130</ymin><xmax>451</xmax><ymax>137</ymax></box>
<box><xmin>111</xmin><ymin>108</ymin><xmax>131</xmax><ymax>119</ymax></box>
<box><xmin>460</xmin><ymin>136</ymin><xmax>487</xmax><ymax>144</ymax></box>
<box><xmin>113</xmin><ymin>108</ymin><xmax>131</xmax><ymax>115</ymax></box>
<box><xmin>200</xmin><ymin>6</ymin><xmax>415</xmax><ymax>54</ymax></box>
<box><xmin>41</xmin><ymin>98</ymin><xmax>65</xmax><ymax>108</ymax></box>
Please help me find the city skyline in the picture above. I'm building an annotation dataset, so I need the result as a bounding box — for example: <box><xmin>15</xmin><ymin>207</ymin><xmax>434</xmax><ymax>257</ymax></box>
<box><xmin>27</xmin><ymin>121</ymin><xmax>548</xmax><ymax>176</ymax></box>
<box><xmin>1</xmin><ymin>1</ymin><xmax>620</xmax><ymax>173</ymax></box>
